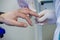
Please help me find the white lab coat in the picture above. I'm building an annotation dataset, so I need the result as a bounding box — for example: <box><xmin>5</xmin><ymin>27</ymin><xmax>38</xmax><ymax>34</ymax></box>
<box><xmin>53</xmin><ymin>0</ymin><xmax>60</xmax><ymax>40</ymax></box>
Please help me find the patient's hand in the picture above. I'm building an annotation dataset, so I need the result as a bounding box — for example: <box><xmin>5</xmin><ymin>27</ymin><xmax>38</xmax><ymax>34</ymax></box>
<box><xmin>0</xmin><ymin>8</ymin><xmax>39</xmax><ymax>27</ymax></box>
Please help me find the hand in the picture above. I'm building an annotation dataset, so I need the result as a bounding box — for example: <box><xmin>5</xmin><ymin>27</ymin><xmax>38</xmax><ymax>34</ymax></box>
<box><xmin>0</xmin><ymin>8</ymin><xmax>39</xmax><ymax>27</ymax></box>
<box><xmin>36</xmin><ymin>9</ymin><xmax>56</xmax><ymax>24</ymax></box>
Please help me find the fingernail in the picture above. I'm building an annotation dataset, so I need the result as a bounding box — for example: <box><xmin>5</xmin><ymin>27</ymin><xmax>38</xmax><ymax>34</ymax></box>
<box><xmin>24</xmin><ymin>24</ymin><xmax>27</xmax><ymax>27</ymax></box>
<box><xmin>30</xmin><ymin>23</ymin><xmax>33</xmax><ymax>26</ymax></box>
<box><xmin>27</xmin><ymin>15</ymin><xmax>29</xmax><ymax>17</ymax></box>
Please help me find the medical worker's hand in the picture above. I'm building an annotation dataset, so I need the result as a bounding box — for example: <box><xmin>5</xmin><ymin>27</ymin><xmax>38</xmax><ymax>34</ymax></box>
<box><xmin>36</xmin><ymin>9</ymin><xmax>56</xmax><ymax>24</ymax></box>
<box><xmin>0</xmin><ymin>8</ymin><xmax>39</xmax><ymax>27</ymax></box>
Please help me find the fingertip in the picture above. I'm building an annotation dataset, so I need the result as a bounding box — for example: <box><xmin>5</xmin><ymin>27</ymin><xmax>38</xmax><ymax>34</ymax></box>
<box><xmin>22</xmin><ymin>23</ymin><xmax>28</xmax><ymax>27</ymax></box>
<box><xmin>28</xmin><ymin>21</ymin><xmax>32</xmax><ymax>26</ymax></box>
<box><xmin>35</xmin><ymin>14</ymin><xmax>41</xmax><ymax>18</ymax></box>
<box><xmin>18</xmin><ymin>22</ymin><xmax>28</xmax><ymax>27</ymax></box>
<box><xmin>30</xmin><ymin>23</ymin><xmax>33</xmax><ymax>26</ymax></box>
<box><xmin>29</xmin><ymin>23</ymin><xmax>32</xmax><ymax>26</ymax></box>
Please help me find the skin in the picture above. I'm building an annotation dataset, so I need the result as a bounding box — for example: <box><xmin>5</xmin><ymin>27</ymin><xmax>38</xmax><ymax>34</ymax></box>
<box><xmin>0</xmin><ymin>8</ymin><xmax>40</xmax><ymax>27</ymax></box>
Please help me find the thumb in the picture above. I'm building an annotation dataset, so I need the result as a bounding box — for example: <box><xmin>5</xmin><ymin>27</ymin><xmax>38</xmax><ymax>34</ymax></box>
<box><xmin>37</xmin><ymin>14</ymin><xmax>48</xmax><ymax>22</ymax></box>
<box><xmin>37</xmin><ymin>10</ymin><xmax>49</xmax><ymax>22</ymax></box>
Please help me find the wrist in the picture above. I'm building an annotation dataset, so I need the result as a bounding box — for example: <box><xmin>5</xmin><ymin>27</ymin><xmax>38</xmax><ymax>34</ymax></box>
<box><xmin>0</xmin><ymin>12</ymin><xmax>4</xmax><ymax>24</ymax></box>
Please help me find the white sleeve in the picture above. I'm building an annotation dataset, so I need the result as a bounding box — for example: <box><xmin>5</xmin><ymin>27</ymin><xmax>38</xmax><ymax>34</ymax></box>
<box><xmin>46</xmin><ymin>10</ymin><xmax>56</xmax><ymax>24</ymax></box>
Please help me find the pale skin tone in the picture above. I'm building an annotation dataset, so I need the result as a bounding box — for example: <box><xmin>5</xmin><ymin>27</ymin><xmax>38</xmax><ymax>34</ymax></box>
<box><xmin>0</xmin><ymin>8</ymin><xmax>40</xmax><ymax>27</ymax></box>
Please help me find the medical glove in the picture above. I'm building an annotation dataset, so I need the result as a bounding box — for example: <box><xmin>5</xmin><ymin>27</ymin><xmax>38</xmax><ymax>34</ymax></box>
<box><xmin>37</xmin><ymin>9</ymin><xmax>56</xmax><ymax>24</ymax></box>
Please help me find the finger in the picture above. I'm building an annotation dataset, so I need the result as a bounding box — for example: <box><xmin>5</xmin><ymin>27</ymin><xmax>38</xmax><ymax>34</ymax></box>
<box><xmin>17</xmin><ymin>13</ymin><xmax>32</xmax><ymax>26</ymax></box>
<box><xmin>37</xmin><ymin>14</ymin><xmax>47</xmax><ymax>22</ymax></box>
<box><xmin>5</xmin><ymin>19</ymin><xmax>28</xmax><ymax>27</ymax></box>
<box><xmin>38</xmin><ymin>12</ymin><xmax>45</xmax><ymax>18</ymax></box>
<box><xmin>25</xmin><ymin>16</ymin><xmax>32</xmax><ymax>26</ymax></box>
<box><xmin>18</xmin><ymin>8</ymin><xmax>29</xmax><ymax>15</ymax></box>
<box><xmin>28</xmin><ymin>9</ymin><xmax>40</xmax><ymax>17</ymax></box>
<box><xmin>18</xmin><ymin>8</ymin><xmax>40</xmax><ymax>17</ymax></box>
<box><xmin>38</xmin><ymin>10</ymin><xmax>49</xmax><ymax>18</ymax></box>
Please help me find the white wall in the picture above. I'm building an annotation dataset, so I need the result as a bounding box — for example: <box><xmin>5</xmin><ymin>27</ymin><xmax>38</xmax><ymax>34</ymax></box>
<box><xmin>0</xmin><ymin>0</ymin><xmax>19</xmax><ymax>12</ymax></box>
